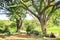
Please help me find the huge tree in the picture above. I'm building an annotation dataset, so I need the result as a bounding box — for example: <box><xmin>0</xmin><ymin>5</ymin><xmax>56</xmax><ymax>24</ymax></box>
<box><xmin>19</xmin><ymin>0</ymin><xmax>60</xmax><ymax>36</ymax></box>
<box><xmin>8</xmin><ymin>7</ymin><xmax>25</xmax><ymax>32</ymax></box>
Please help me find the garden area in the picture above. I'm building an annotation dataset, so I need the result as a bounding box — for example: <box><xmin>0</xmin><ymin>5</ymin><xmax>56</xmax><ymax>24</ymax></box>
<box><xmin>0</xmin><ymin>0</ymin><xmax>60</xmax><ymax>40</ymax></box>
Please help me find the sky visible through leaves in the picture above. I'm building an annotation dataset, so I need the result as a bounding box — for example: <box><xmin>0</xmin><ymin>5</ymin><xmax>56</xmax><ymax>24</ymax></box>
<box><xmin>0</xmin><ymin>0</ymin><xmax>60</xmax><ymax>20</ymax></box>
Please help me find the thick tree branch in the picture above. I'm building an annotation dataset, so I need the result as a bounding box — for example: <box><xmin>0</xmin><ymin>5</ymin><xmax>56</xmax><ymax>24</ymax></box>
<box><xmin>47</xmin><ymin>0</ymin><xmax>55</xmax><ymax>5</ymax></box>
<box><xmin>40</xmin><ymin>1</ymin><xmax>60</xmax><ymax>16</ymax></box>
<box><xmin>20</xmin><ymin>0</ymin><xmax>39</xmax><ymax>19</ymax></box>
<box><xmin>40</xmin><ymin>5</ymin><xmax>54</xmax><ymax>15</ymax></box>
<box><xmin>39</xmin><ymin>0</ymin><xmax>55</xmax><ymax>15</ymax></box>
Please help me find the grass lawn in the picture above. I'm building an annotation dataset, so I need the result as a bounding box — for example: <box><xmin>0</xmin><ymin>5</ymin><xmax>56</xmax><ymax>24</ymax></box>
<box><xmin>0</xmin><ymin>38</ymin><xmax>60</xmax><ymax>40</ymax></box>
<box><xmin>47</xmin><ymin>27</ymin><xmax>60</xmax><ymax>36</ymax></box>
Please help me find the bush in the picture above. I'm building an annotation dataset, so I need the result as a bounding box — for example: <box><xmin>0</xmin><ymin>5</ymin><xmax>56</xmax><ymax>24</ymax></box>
<box><xmin>30</xmin><ymin>30</ymin><xmax>39</xmax><ymax>35</ymax></box>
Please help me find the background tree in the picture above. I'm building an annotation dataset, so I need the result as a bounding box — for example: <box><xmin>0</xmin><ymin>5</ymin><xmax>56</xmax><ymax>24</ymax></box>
<box><xmin>20</xmin><ymin>0</ymin><xmax>60</xmax><ymax>36</ymax></box>
<box><xmin>5</xmin><ymin>0</ymin><xmax>26</xmax><ymax>32</ymax></box>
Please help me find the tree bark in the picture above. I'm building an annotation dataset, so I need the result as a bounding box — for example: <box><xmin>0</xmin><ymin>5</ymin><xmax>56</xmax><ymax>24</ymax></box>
<box><xmin>40</xmin><ymin>21</ymin><xmax>47</xmax><ymax>37</ymax></box>
<box><xmin>16</xmin><ymin>17</ymin><xmax>22</xmax><ymax>32</ymax></box>
<box><xmin>38</xmin><ymin>15</ymin><xmax>47</xmax><ymax>37</ymax></box>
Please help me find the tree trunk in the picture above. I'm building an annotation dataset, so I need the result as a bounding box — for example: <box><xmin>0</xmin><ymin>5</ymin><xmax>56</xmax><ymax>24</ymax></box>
<box><xmin>16</xmin><ymin>17</ymin><xmax>22</xmax><ymax>32</ymax></box>
<box><xmin>38</xmin><ymin>15</ymin><xmax>47</xmax><ymax>37</ymax></box>
<box><xmin>40</xmin><ymin>20</ymin><xmax>47</xmax><ymax>37</ymax></box>
<box><xmin>41</xmin><ymin>23</ymin><xmax>46</xmax><ymax>36</ymax></box>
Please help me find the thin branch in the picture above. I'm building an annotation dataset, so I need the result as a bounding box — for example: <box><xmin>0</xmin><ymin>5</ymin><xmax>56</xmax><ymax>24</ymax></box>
<box><xmin>40</xmin><ymin>0</ymin><xmax>54</xmax><ymax>15</ymax></box>
<box><xmin>55</xmin><ymin>6</ymin><xmax>60</xmax><ymax>10</ymax></box>
<box><xmin>47</xmin><ymin>6</ymin><xmax>55</xmax><ymax>20</ymax></box>
<box><xmin>39</xmin><ymin>0</ymin><xmax>43</xmax><ymax>12</ymax></box>
<box><xmin>40</xmin><ymin>5</ymin><xmax>54</xmax><ymax>15</ymax></box>
<box><xmin>20</xmin><ymin>0</ymin><xmax>39</xmax><ymax>19</ymax></box>
<box><xmin>6</xmin><ymin>4</ymin><xmax>20</xmax><ymax>8</ymax></box>
<box><xmin>40</xmin><ymin>1</ymin><xmax>60</xmax><ymax>15</ymax></box>
<box><xmin>47</xmin><ymin>6</ymin><xmax>60</xmax><ymax>21</ymax></box>
<box><xmin>31</xmin><ymin>0</ymin><xmax>39</xmax><ymax>12</ymax></box>
<box><xmin>48</xmin><ymin>0</ymin><xmax>55</xmax><ymax>5</ymax></box>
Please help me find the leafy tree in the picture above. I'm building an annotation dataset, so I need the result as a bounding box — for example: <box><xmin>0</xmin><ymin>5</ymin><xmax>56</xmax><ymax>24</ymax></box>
<box><xmin>19</xmin><ymin>0</ymin><xmax>60</xmax><ymax>36</ymax></box>
<box><xmin>5</xmin><ymin>0</ymin><xmax>26</xmax><ymax>32</ymax></box>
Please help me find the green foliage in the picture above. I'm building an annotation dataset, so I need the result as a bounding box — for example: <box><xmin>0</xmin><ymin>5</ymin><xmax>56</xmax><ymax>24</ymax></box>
<box><xmin>0</xmin><ymin>19</ymin><xmax>60</xmax><ymax>35</ymax></box>
<box><xmin>49</xmin><ymin>10</ymin><xmax>60</xmax><ymax>26</ymax></box>
<box><xmin>47</xmin><ymin>20</ymin><xmax>54</xmax><ymax>28</ymax></box>
<box><xmin>23</xmin><ymin>0</ymin><xmax>29</xmax><ymax>2</ymax></box>
<box><xmin>0</xmin><ymin>26</ymin><xmax>10</xmax><ymax>34</ymax></box>
<box><xmin>0</xmin><ymin>20</ymin><xmax>16</xmax><ymax>34</ymax></box>
<box><xmin>0</xmin><ymin>20</ymin><xmax>11</xmax><ymax>29</ymax></box>
<box><xmin>8</xmin><ymin>22</ymin><xmax>17</xmax><ymax>33</ymax></box>
<box><xmin>9</xmin><ymin>22</ymin><xmax>16</xmax><ymax>28</ymax></box>
<box><xmin>22</xmin><ymin>20</ymin><xmax>41</xmax><ymax>33</ymax></box>
<box><xmin>6</xmin><ymin>0</ymin><xmax>26</xmax><ymax>21</ymax></box>
<box><xmin>23</xmin><ymin>20</ymin><xmax>39</xmax><ymax>31</ymax></box>
<box><xmin>30</xmin><ymin>30</ymin><xmax>39</xmax><ymax>35</ymax></box>
<box><xmin>53</xmin><ymin>17</ymin><xmax>60</xmax><ymax>26</ymax></box>
<box><xmin>24</xmin><ymin>20</ymin><xmax>34</xmax><ymax>32</ymax></box>
<box><xmin>0</xmin><ymin>21</ymin><xmax>5</xmax><ymax>28</ymax></box>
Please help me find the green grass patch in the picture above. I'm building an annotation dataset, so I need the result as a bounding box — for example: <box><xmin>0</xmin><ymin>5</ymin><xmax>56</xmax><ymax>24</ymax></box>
<box><xmin>3</xmin><ymin>38</ymin><xmax>60</xmax><ymax>40</ymax></box>
<box><xmin>47</xmin><ymin>27</ymin><xmax>60</xmax><ymax>36</ymax></box>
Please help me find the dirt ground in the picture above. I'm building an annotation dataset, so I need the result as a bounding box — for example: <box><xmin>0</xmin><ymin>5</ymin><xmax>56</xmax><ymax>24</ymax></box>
<box><xmin>0</xmin><ymin>33</ymin><xmax>38</xmax><ymax>40</ymax></box>
<box><xmin>0</xmin><ymin>33</ymin><xmax>59</xmax><ymax>40</ymax></box>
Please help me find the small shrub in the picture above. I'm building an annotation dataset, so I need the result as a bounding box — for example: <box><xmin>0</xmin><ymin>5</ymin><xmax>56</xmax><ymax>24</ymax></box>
<box><xmin>30</xmin><ymin>30</ymin><xmax>39</xmax><ymax>35</ymax></box>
